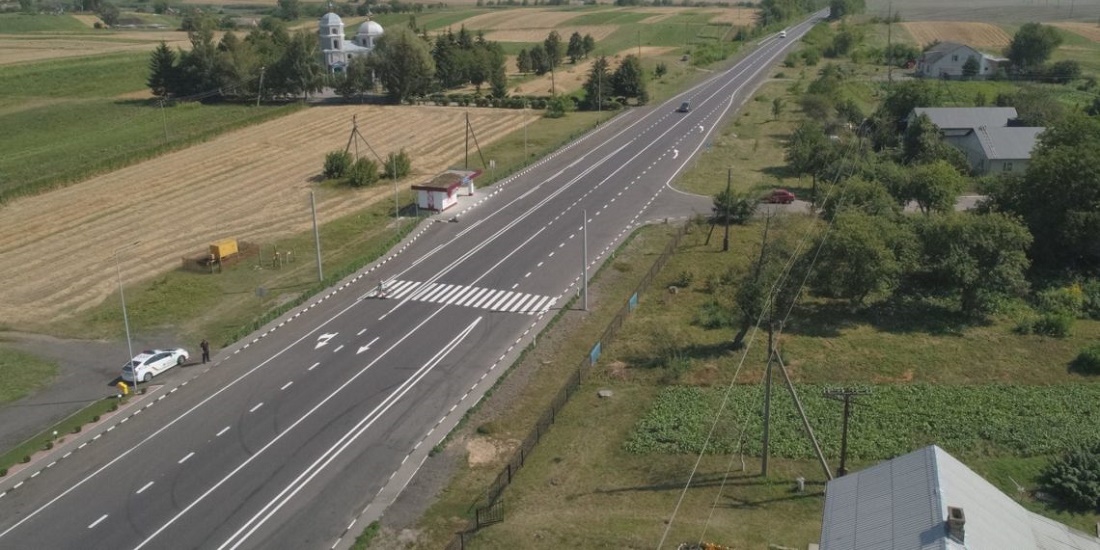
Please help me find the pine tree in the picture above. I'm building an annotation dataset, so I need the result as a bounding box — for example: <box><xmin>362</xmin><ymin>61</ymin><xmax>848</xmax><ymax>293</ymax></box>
<box><xmin>147</xmin><ymin>41</ymin><xmax>178</xmax><ymax>98</ymax></box>
<box><xmin>566</xmin><ymin>32</ymin><xmax>584</xmax><ymax>64</ymax></box>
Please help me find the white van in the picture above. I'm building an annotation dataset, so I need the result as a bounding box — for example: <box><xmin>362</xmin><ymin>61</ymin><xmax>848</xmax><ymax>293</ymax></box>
<box><xmin>779</xmin><ymin>30</ymin><xmax>788</xmax><ymax>38</ymax></box>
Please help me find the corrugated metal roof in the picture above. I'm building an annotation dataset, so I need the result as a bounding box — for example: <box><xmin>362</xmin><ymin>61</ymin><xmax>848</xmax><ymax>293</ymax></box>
<box><xmin>972</xmin><ymin>126</ymin><xmax>1044</xmax><ymax>160</ymax></box>
<box><xmin>820</xmin><ymin>445</ymin><xmax>1100</xmax><ymax>550</ymax></box>
<box><xmin>912</xmin><ymin>107</ymin><xmax>1019</xmax><ymax>131</ymax></box>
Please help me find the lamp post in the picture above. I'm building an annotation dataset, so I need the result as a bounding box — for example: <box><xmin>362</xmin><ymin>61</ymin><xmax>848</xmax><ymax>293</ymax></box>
<box><xmin>256</xmin><ymin>66</ymin><xmax>266</xmax><ymax>107</ymax></box>
<box><xmin>114</xmin><ymin>242</ymin><xmax>138</xmax><ymax>388</ymax></box>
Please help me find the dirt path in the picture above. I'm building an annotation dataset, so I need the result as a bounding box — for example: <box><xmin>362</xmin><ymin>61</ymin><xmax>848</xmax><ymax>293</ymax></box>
<box><xmin>0</xmin><ymin>105</ymin><xmax>536</xmax><ymax>328</ymax></box>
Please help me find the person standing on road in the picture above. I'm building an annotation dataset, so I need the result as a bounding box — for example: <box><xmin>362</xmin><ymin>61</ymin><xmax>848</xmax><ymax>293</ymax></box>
<box><xmin>200</xmin><ymin>339</ymin><xmax>210</xmax><ymax>364</ymax></box>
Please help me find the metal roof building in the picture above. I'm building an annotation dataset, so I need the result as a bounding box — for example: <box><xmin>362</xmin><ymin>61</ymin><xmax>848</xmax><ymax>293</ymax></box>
<box><xmin>820</xmin><ymin>445</ymin><xmax>1100</xmax><ymax>550</ymax></box>
<box><xmin>910</xmin><ymin>107</ymin><xmax>1019</xmax><ymax>134</ymax></box>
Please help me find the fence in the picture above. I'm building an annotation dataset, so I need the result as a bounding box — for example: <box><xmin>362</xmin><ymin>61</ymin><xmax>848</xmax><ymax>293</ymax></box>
<box><xmin>443</xmin><ymin>222</ymin><xmax>689</xmax><ymax>549</ymax></box>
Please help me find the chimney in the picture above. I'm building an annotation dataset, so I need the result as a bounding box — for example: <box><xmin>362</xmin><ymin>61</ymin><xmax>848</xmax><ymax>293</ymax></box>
<box><xmin>946</xmin><ymin>506</ymin><xmax>966</xmax><ymax>543</ymax></box>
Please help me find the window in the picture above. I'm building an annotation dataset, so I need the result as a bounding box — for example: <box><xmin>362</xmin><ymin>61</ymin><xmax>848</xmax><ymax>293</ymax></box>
<box><xmin>952</xmin><ymin>55</ymin><xmax>958</xmax><ymax>62</ymax></box>
<box><xmin>335</xmin><ymin>39</ymin><xmax>341</xmax><ymax>49</ymax></box>
<box><xmin>1003</xmin><ymin>162</ymin><xmax>1013</xmax><ymax>172</ymax></box>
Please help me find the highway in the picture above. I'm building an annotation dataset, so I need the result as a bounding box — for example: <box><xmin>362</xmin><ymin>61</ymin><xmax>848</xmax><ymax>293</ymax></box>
<box><xmin>0</xmin><ymin>13</ymin><xmax>822</xmax><ymax>550</ymax></box>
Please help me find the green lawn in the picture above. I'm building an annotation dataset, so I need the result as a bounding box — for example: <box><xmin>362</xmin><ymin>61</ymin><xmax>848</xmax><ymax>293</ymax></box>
<box><xmin>0</xmin><ymin>346</ymin><xmax>57</xmax><ymax>405</ymax></box>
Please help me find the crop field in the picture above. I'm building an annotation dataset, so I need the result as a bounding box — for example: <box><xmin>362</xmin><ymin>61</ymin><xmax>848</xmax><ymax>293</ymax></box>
<box><xmin>0</xmin><ymin>13</ymin><xmax>88</xmax><ymax>33</ymax></box>
<box><xmin>0</xmin><ymin>32</ymin><xmax>192</xmax><ymax>65</ymax></box>
<box><xmin>510</xmin><ymin>46</ymin><xmax>675</xmax><ymax>95</ymax></box>
<box><xmin>1051</xmin><ymin>21</ymin><xmax>1100</xmax><ymax>43</ymax></box>
<box><xmin>899</xmin><ymin>21</ymin><xmax>1013</xmax><ymax>49</ymax></box>
<box><xmin>865</xmin><ymin>0</ymin><xmax>1092</xmax><ymax>23</ymax></box>
<box><xmin>0</xmin><ymin>105</ymin><xmax>535</xmax><ymax>328</ymax></box>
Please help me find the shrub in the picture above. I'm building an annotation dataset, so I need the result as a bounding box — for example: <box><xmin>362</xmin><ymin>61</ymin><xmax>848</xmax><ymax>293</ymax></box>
<box><xmin>1033</xmin><ymin>313</ymin><xmax>1073</xmax><ymax>337</ymax></box>
<box><xmin>476</xmin><ymin>421</ymin><xmax>501</xmax><ymax>435</ymax></box>
<box><xmin>22</xmin><ymin>455</ymin><xmax>31</xmax><ymax>463</ymax></box>
<box><xmin>43</xmin><ymin>441</ymin><xmax>53</xmax><ymax>451</ymax></box>
<box><xmin>654</xmin><ymin>62</ymin><xmax>667</xmax><ymax>78</ymax></box>
<box><xmin>544</xmin><ymin>97</ymin><xmax>568</xmax><ymax>118</ymax></box>
<box><xmin>323</xmin><ymin>150</ymin><xmax>352</xmax><ymax>179</ymax></box>
<box><xmin>345</xmin><ymin>157</ymin><xmax>379</xmax><ymax>187</ymax></box>
<box><xmin>1041</xmin><ymin>442</ymin><xmax>1100</xmax><ymax>510</ymax></box>
<box><xmin>672</xmin><ymin>270</ymin><xmax>694</xmax><ymax>288</ymax></box>
<box><xmin>72</xmin><ymin>426</ymin><xmax>82</xmax><ymax>434</ymax></box>
<box><xmin>693</xmin><ymin>300</ymin><xmax>735</xmax><ymax>329</ymax></box>
<box><xmin>1082</xmin><ymin>280</ymin><xmax>1100</xmax><ymax>319</ymax></box>
<box><xmin>92</xmin><ymin>415</ymin><xmax>100</xmax><ymax>422</ymax></box>
<box><xmin>1072</xmin><ymin>344</ymin><xmax>1100</xmax><ymax>375</ymax></box>
<box><xmin>109</xmin><ymin>402</ymin><xmax>118</xmax><ymax>412</ymax></box>
<box><xmin>1036</xmin><ymin>285</ymin><xmax>1084</xmax><ymax>317</ymax></box>
<box><xmin>0</xmin><ymin>468</ymin><xmax>6</xmax><ymax>477</ymax></box>
<box><xmin>383</xmin><ymin>149</ymin><xmax>412</xmax><ymax>179</ymax></box>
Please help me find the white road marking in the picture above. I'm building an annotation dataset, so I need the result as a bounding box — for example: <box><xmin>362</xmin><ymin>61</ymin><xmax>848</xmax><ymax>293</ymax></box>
<box><xmin>179</xmin><ymin>452</ymin><xmax>194</xmax><ymax>464</ymax></box>
<box><xmin>308</xmin><ymin>362</ymin><xmax>320</xmax><ymax>371</ymax></box>
<box><xmin>357</xmin><ymin>329</ymin><xmax>366</xmax><ymax>336</ymax></box>
<box><xmin>314</xmin><ymin>333</ymin><xmax>338</xmax><ymax>349</ymax></box>
<box><xmin>280</xmin><ymin>381</ymin><xmax>293</xmax><ymax>391</ymax></box>
<box><xmin>136</xmin><ymin>481</ymin><xmax>155</xmax><ymax>494</ymax></box>
<box><xmin>249</xmin><ymin>403</ymin><xmax>263</xmax><ymax>413</ymax></box>
<box><xmin>216</xmin><ymin>426</ymin><xmax>230</xmax><ymax>437</ymax></box>
<box><xmin>88</xmin><ymin>515</ymin><xmax>108</xmax><ymax>529</ymax></box>
<box><xmin>333</xmin><ymin>345</ymin><xmax>344</xmax><ymax>353</ymax></box>
<box><xmin>379</xmin><ymin>280</ymin><xmax>550</xmax><ymax>315</ymax></box>
<box><xmin>356</xmin><ymin>337</ymin><xmax>380</xmax><ymax>354</ymax></box>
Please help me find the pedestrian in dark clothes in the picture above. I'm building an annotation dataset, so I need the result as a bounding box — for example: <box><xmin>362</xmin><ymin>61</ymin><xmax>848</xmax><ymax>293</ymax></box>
<box><xmin>201</xmin><ymin>339</ymin><xmax>210</xmax><ymax>364</ymax></box>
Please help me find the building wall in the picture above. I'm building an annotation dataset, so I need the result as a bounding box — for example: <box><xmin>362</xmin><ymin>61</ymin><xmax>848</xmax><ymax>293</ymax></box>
<box><xmin>417</xmin><ymin>189</ymin><xmax>457</xmax><ymax>212</ymax></box>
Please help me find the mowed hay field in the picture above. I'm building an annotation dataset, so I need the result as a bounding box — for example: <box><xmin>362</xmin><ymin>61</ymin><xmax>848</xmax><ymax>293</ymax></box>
<box><xmin>1051</xmin><ymin>21</ymin><xmax>1100</xmax><ymax>43</ymax></box>
<box><xmin>0</xmin><ymin>105</ymin><xmax>535</xmax><ymax>327</ymax></box>
<box><xmin>0</xmin><ymin>31</ymin><xmax>194</xmax><ymax>66</ymax></box>
<box><xmin>511</xmin><ymin>46</ymin><xmax>675</xmax><ymax>95</ymax></box>
<box><xmin>899</xmin><ymin>21</ymin><xmax>1013</xmax><ymax>49</ymax></box>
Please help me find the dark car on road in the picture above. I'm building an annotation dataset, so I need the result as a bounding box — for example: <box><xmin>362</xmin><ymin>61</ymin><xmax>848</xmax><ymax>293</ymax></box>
<box><xmin>763</xmin><ymin>189</ymin><xmax>796</xmax><ymax>204</ymax></box>
<box><xmin>677</xmin><ymin>101</ymin><xmax>691</xmax><ymax>113</ymax></box>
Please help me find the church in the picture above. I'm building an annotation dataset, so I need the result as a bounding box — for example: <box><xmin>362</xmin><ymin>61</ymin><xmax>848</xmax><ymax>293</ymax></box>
<box><xmin>318</xmin><ymin>12</ymin><xmax>384</xmax><ymax>73</ymax></box>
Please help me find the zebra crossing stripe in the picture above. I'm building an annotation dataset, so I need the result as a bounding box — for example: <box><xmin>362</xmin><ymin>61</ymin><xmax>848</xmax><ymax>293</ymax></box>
<box><xmin>382</xmin><ymin>280</ymin><xmax>554</xmax><ymax>315</ymax></box>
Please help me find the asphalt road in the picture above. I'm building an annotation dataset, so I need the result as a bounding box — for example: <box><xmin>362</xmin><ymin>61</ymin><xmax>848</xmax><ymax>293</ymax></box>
<box><xmin>0</xmin><ymin>13</ymin><xmax>824</xmax><ymax>550</ymax></box>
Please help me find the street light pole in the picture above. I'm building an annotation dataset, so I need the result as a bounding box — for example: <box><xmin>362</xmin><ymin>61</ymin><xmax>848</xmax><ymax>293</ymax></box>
<box><xmin>114</xmin><ymin>245</ymin><xmax>137</xmax><ymax>387</ymax></box>
<box><xmin>310</xmin><ymin>190</ymin><xmax>323</xmax><ymax>282</ymax></box>
<box><xmin>582</xmin><ymin>209</ymin><xmax>588</xmax><ymax>311</ymax></box>
<box><xmin>256</xmin><ymin>66</ymin><xmax>266</xmax><ymax>107</ymax></box>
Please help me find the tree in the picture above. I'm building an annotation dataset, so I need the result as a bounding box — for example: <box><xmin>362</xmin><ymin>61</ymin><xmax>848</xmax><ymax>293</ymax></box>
<box><xmin>713</xmin><ymin>188</ymin><xmax>757</xmax><ymax>225</ymax></box>
<box><xmin>528</xmin><ymin>44</ymin><xmax>549</xmax><ymax>75</ymax></box>
<box><xmin>566</xmin><ymin>32</ymin><xmax>584</xmax><ymax>64</ymax></box>
<box><xmin>771</xmin><ymin>97</ymin><xmax>784</xmax><ymax>121</ymax></box>
<box><xmin>346</xmin><ymin>157</ymin><xmax>379</xmax><ymax>187</ymax></box>
<box><xmin>908</xmin><ymin>213</ymin><xmax>1032</xmax><ymax>316</ymax></box>
<box><xmin>961</xmin><ymin>55</ymin><xmax>980</xmax><ymax>78</ymax></box>
<box><xmin>1005</xmin><ymin>22</ymin><xmax>1062</xmax><ymax>71</ymax></box>
<box><xmin>323</xmin><ymin>150</ymin><xmax>352</xmax><ymax>179</ymax></box>
<box><xmin>516</xmin><ymin>48</ymin><xmax>531</xmax><ymax>74</ymax></box>
<box><xmin>903</xmin><ymin>161</ymin><xmax>965</xmax><ymax>215</ymax></box>
<box><xmin>1044</xmin><ymin>60</ymin><xmax>1081</xmax><ymax>84</ymax></box>
<box><xmin>371</xmin><ymin>28</ymin><xmax>435</xmax><ymax>103</ymax></box>
<box><xmin>902</xmin><ymin>114</ymin><xmax>969</xmax><ymax>171</ymax></box>
<box><xmin>581</xmin><ymin>56</ymin><xmax>612</xmax><ymax>110</ymax></box>
<box><xmin>334</xmin><ymin>55</ymin><xmax>375</xmax><ymax>101</ymax></box>
<box><xmin>582</xmin><ymin>34</ymin><xmax>596</xmax><ymax>58</ymax></box>
<box><xmin>383</xmin><ymin>149</ymin><xmax>412</xmax><ymax>179</ymax></box>
<box><xmin>543</xmin><ymin>30</ymin><xmax>563</xmax><ymax>70</ymax></box>
<box><xmin>1041</xmin><ymin>443</ymin><xmax>1100</xmax><ymax>511</ymax></box>
<box><xmin>785</xmin><ymin>120</ymin><xmax>832</xmax><ymax>185</ymax></box>
<box><xmin>269</xmin><ymin>30</ymin><xmax>323</xmax><ymax>100</ymax></box>
<box><xmin>147</xmin><ymin>41</ymin><xmax>178</xmax><ymax>98</ymax></box>
<box><xmin>174</xmin><ymin>28</ymin><xmax>220</xmax><ymax>97</ymax></box>
<box><xmin>828</xmin><ymin>0</ymin><xmax>865</xmax><ymax>19</ymax></box>
<box><xmin>96</xmin><ymin>1</ymin><xmax>119</xmax><ymax>26</ymax></box>
<box><xmin>732</xmin><ymin>217</ymin><xmax>814</xmax><ymax>348</ymax></box>
<box><xmin>488</xmin><ymin>45</ymin><xmax>508</xmax><ymax>99</ymax></box>
<box><xmin>611</xmin><ymin>54</ymin><xmax>646</xmax><ymax>104</ymax></box>
<box><xmin>820</xmin><ymin>176</ymin><xmax>900</xmax><ymax>221</ymax></box>
<box><xmin>275</xmin><ymin>0</ymin><xmax>300</xmax><ymax>21</ymax></box>
<box><xmin>811</xmin><ymin>212</ymin><xmax>914</xmax><ymax>306</ymax></box>
<box><xmin>997</xmin><ymin>87</ymin><xmax>1065</xmax><ymax>127</ymax></box>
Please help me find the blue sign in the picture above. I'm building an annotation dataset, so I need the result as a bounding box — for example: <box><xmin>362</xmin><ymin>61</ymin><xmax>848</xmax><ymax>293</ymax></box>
<box><xmin>589</xmin><ymin>342</ymin><xmax>601</xmax><ymax>366</ymax></box>
<box><xmin>628</xmin><ymin>292</ymin><xmax>639</xmax><ymax>312</ymax></box>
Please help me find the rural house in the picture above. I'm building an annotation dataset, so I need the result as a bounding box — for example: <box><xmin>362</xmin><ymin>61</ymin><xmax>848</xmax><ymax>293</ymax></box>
<box><xmin>915</xmin><ymin>42</ymin><xmax>1005</xmax><ymax>79</ymax></box>
<box><xmin>908</xmin><ymin>107</ymin><xmax>1044</xmax><ymax>174</ymax></box>
<box><xmin>819</xmin><ymin>445</ymin><xmax>1100</xmax><ymax>550</ymax></box>
<box><xmin>318</xmin><ymin>12</ymin><xmax>384</xmax><ymax>73</ymax></box>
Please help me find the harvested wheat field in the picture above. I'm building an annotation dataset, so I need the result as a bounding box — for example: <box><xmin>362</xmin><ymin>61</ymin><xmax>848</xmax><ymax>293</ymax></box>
<box><xmin>0</xmin><ymin>32</ymin><xmax>193</xmax><ymax>65</ymax></box>
<box><xmin>452</xmin><ymin>9</ymin><xmax>584</xmax><ymax>31</ymax></box>
<box><xmin>511</xmin><ymin>46</ymin><xmax>674</xmax><ymax>95</ymax></box>
<box><xmin>900</xmin><ymin>21</ymin><xmax>1012</xmax><ymax>50</ymax></box>
<box><xmin>487</xmin><ymin>25</ymin><xmax>617</xmax><ymax>43</ymax></box>
<box><xmin>0</xmin><ymin>105</ymin><xmax>536</xmax><ymax>327</ymax></box>
<box><xmin>1051</xmin><ymin>21</ymin><xmax>1100</xmax><ymax>43</ymax></box>
<box><xmin>705</xmin><ymin>7</ymin><xmax>759</xmax><ymax>26</ymax></box>
<box><xmin>71</xmin><ymin>14</ymin><xmax>105</xmax><ymax>27</ymax></box>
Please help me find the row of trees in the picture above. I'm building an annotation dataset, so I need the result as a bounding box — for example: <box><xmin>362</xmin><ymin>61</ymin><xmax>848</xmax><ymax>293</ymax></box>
<box><xmin>516</xmin><ymin>30</ymin><xmax>597</xmax><ymax>75</ymax></box>
<box><xmin>579</xmin><ymin>54</ymin><xmax>648</xmax><ymax>109</ymax></box>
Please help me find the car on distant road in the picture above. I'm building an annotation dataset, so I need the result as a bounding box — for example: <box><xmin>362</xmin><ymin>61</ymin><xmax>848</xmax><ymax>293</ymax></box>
<box><xmin>121</xmin><ymin>348</ymin><xmax>188</xmax><ymax>383</ymax></box>
<box><xmin>677</xmin><ymin>101</ymin><xmax>691</xmax><ymax>113</ymax></box>
<box><xmin>763</xmin><ymin>189</ymin><xmax>796</xmax><ymax>204</ymax></box>
<box><xmin>779</xmin><ymin>30</ymin><xmax>787</xmax><ymax>38</ymax></box>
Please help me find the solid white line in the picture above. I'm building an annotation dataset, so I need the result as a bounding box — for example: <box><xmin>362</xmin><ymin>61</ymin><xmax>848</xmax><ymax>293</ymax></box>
<box><xmin>333</xmin><ymin>345</ymin><xmax>344</xmax><ymax>353</ymax></box>
<box><xmin>308</xmin><ymin>362</ymin><xmax>320</xmax><ymax>371</ymax></box>
<box><xmin>136</xmin><ymin>481</ymin><xmax>154</xmax><ymax>494</ymax></box>
<box><xmin>357</xmin><ymin>329</ymin><xmax>366</xmax><ymax>336</ymax></box>
<box><xmin>280</xmin><ymin>381</ymin><xmax>293</xmax><ymax>391</ymax></box>
<box><xmin>216</xmin><ymin>426</ymin><xmax>230</xmax><ymax>437</ymax></box>
<box><xmin>249</xmin><ymin>403</ymin><xmax>263</xmax><ymax>413</ymax></box>
<box><xmin>88</xmin><ymin>515</ymin><xmax>108</xmax><ymax>529</ymax></box>
<box><xmin>179</xmin><ymin>452</ymin><xmax>195</xmax><ymax>464</ymax></box>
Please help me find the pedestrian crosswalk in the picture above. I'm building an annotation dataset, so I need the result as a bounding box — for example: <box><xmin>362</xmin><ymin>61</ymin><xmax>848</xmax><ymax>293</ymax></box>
<box><xmin>378</xmin><ymin>280</ymin><xmax>557</xmax><ymax>315</ymax></box>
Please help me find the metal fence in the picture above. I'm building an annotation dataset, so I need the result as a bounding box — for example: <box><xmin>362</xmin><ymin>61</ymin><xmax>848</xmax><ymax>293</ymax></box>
<box><xmin>443</xmin><ymin>222</ymin><xmax>689</xmax><ymax>549</ymax></box>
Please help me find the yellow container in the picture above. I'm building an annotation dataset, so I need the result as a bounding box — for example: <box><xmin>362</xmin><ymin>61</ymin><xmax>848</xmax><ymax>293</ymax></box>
<box><xmin>209</xmin><ymin>239</ymin><xmax>239</xmax><ymax>261</ymax></box>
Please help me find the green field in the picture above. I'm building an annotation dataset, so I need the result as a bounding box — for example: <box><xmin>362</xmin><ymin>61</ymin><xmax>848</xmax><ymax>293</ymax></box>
<box><xmin>0</xmin><ymin>13</ymin><xmax>88</xmax><ymax>33</ymax></box>
<box><xmin>0</xmin><ymin>53</ymin><xmax>299</xmax><ymax>202</ymax></box>
<box><xmin>0</xmin><ymin>346</ymin><xmax>57</xmax><ymax>404</ymax></box>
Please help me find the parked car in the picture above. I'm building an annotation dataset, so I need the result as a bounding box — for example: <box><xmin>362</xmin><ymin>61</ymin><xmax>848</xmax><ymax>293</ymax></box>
<box><xmin>677</xmin><ymin>101</ymin><xmax>691</xmax><ymax>113</ymax></box>
<box><xmin>764</xmin><ymin>189</ymin><xmax>796</xmax><ymax>204</ymax></box>
<box><xmin>121</xmin><ymin>348</ymin><xmax>188</xmax><ymax>383</ymax></box>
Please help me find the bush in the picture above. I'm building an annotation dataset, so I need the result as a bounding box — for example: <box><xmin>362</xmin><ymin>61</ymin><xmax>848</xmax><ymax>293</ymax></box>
<box><xmin>1041</xmin><ymin>442</ymin><xmax>1100</xmax><ymax>510</ymax></box>
<box><xmin>72</xmin><ymin>426</ymin><xmax>82</xmax><ymax>434</ymax></box>
<box><xmin>0</xmin><ymin>468</ymin><xmax>6</xmax><ymax>476</ymax></box>
<box><xmin>22</xmin><ymin>455</ymin><xmax>30</xmax><ymax>463</ymax></box>
<box><xmin>1072</xmin><ymin>344</ymin><xmax>1100</xmax><ymax>375</ymax></box>
<box><xmin>92</xmin><ymin>415</ymin><xmax>100</xmax><ymax>422</ymax></box>
<box><xmin>43</xmin><ymin>441</ymin><xmax>53</xmax><ymax>450</ymax></box>
<box><xmin>693</xmin><ymin>300</ymin><xmax>736</xmax><ymax>329</ymax></box>
<box><xmin>109</xmin><ymin>402</ymin><xmax>118</xmax><ymax>412</ymax></box>
<box><xmin>323</xmin><ymin>150</ymin><xmax>352</xmax><ymax>179</ymax></box>
<box><xmin>345</xmin><ymin>157</ymin><xmax>379</xmax><ymax>187</ymax></box>
<box><xmin>672</xmin><ymin>270</ymin><xmax>694</xmax><ymax>288</ymax></box>
<box><xmin>1082</xmin><ymin>280</ymin><xmax>1100</xmax><ymax>319</ymax></box>
<box><xmin>1033</xmin><ymin>313</ymin><xmax>1073</xmax><ymax>337</ymax></box>
<box><xmin>383</xmin><ymin>149</ymin><xmax>412</xmax><ymax>179</ymax></box>
<box><xmin>1036</xmin><ymin>285</ymin><xmax>1084</xmax><ymax>317</ymax></box>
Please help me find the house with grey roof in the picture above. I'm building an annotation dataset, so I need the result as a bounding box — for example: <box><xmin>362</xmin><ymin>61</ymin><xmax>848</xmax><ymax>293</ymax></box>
<box><xmin>916</xmin><ymin>42</ymin><xmax>1005</xmax><ymax>79</ymax></box>
<box><xmin>907</xmin><ymin>107</ymin><xmax>1044</xmax><ymax>175</ymax></box>
<box><xmin>819</xmin><ymin>445</ymin><xmax>1100</xmax><ymax>550</ymax></box>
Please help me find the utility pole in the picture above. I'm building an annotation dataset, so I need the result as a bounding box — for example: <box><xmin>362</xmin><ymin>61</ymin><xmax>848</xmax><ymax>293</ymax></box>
<box><xmin>464</xmin><ymin>111</ymin><xmax>469</xmax><ymax>170</ymax></box>
<box><xmin>310</xmin><ymin>190</ymin><xmax>323</xmax><ymax>282</ymax></box>
<box><xmin>824</xmin><ymin>387</ymin><xmax>871</xmax><ymax>476</ymax></box>
<box><xmin>582</xmin><ymin>209</ymin><xmax>588</xmax><ymax>311</ymax></box>
<box><xmin>391</xmin><ymin>151</ymin><xmax>398</xmax><ymax>219</ymax></box>
<box><xmin>761</xmin><ymin>322</ymin><xmax>776</xmax><ymax>476</ymax></box>
<box><xmin>159</xmin><ymin>99</ymin><xmax>168</xmax><ymax>144</ymax></box>
<box><xmin>723</xmin><ymin>169</ymin><xmax>732</xmax><ymax>252</ymax></box>
<box><xmin>886</xmin><ymin>0</ymin><xmax>893</xmax><ymax>83</ymax></box>
<box><xmin>256</xmin><ymin>65</ymin><xmax>266</xmax><ymax>107</ymax></box>
<box><xmin>523</xmin><ymin>101</ymin><xmax>529</xmax><ymax>163</ymax></box>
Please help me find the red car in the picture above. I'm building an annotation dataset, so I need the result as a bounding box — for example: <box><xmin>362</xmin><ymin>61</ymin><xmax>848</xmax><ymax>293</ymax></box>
<box><xmin>764</xmin><ymin>189</ymin><xmax>796</xmax><ymax>204</ymax></box>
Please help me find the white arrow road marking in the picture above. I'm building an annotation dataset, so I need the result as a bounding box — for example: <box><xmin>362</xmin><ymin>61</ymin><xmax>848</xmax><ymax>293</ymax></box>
<box><xmin>672</xmin><ymin>149</ymin><xmax>679</xmax><ymax>159</ymax></box>
<box><xmin>217</xmin><ymin>317</ymin><xmax>483</xmax><ymax>550</ymax></box>
<box><xmin>698</xmin><ymin>124</ymin><xmax>704</xmax><ymax>132</ymax></box>
<box><xmin>356</xmin><ymin>337</ymin><xmax>380</xmax><ymax>355</ymax></box>
<box><xmin>314</xmin><ymin>333</ymin><xmax>338</xmax><ymax>349</ymax></box>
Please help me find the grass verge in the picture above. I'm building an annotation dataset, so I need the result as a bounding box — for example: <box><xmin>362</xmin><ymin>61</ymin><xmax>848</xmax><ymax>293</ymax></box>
<box><xmin>0</xmin><ymin>395</ymin><xmax>124</xmax><ymax>477</ymax></box>
<box><xmin>0</xmin><ymin>346</ymin><xmax>57</xmax><ymax>405</ymax></box>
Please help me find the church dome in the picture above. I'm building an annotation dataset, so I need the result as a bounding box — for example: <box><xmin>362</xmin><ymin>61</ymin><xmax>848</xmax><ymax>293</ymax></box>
<box><xmin>319</xmin><ymin>12</ymin><xmax>343</xmax><ymax>27</ymax></box>
<box><xmin>357</xmin><ymin>19</ymin><xmax>384</xmax><ymax>37</ymax></box>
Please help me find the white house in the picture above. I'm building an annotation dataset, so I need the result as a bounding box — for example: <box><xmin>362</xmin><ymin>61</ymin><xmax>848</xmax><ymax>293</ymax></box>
<box><xmin>820</xmin><ymin>445</ymin><xmax>1100</xmax><ymax>550</ymax></box>
<box><xmin>318</xmin><ymin>13</ymin><xmax>383</xmax><ymax>73</ymax></box>
<box><xmin>907</xmin><ymin>107</ymin><xmax>1044</xmax><ymax>175</ymax></box>
<box><xmin>916</xmin><ymin>42</ymin><xmax>1005</xmax><ymax>79</ymax></box>
<box><xmin>413</xmin><ymin>170</ymin><xmax>480</xmax><ymax>213</ymax></box>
